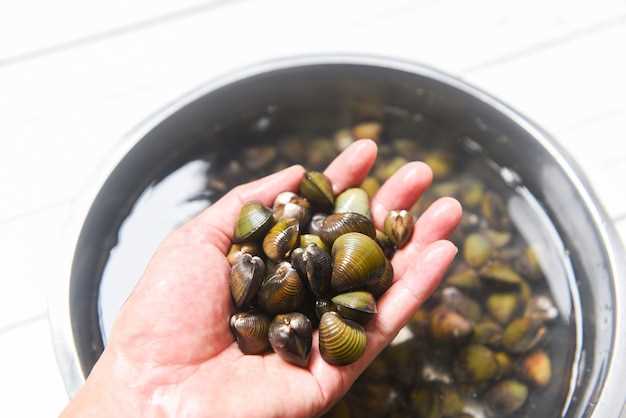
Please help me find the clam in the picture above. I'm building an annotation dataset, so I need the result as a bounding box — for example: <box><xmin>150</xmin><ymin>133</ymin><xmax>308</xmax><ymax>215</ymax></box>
<box><xmin>335</xmin><ymin>188</ymin><xmax>371</xmax><ymax>219</ymax></box>
<box><xmin>486</xmin><ymin>293</ymin><xmax>519</xmax><ymax>324</ymax></box>
<box><xmin>383</xmin><ymin>210</ymin><xmax>415</xmax><ymax>248</ymax></box>
<box><xmin>484</xmin><ymin>380</ymin><xmax>528</xmax><ymax>415</ymax></box>
<box><xmin>463</xmin><ymin>233</ymin><xmax>493</xmax><ymax>268</ymax></box>
<box><xmin>233</xmin><ymin>201</ymin><xmax>274</xmax><ymax>243</ymax></box>
<box><xmin>290</xmin><ymin>243</ymin><xmax>332</xmax><ymax>297</ymax></box>
<box><xmin>375</xmin><ymin>229</ymin><xmax>396</xmax><ymax>259</ymax></box>
<box><xmin>472</xmin><ymin>319</ymin><xmax>503</xmax><ymax>347</ymax></box>
<box><xmin>332</xmin><ymin>291</ymin><xmax>377</xmax><ymax>325</ymax></box>
<box><xmin>352</xmin><ymin>121</ymin><xmax>382</xmax><ymax>142</ymax></box>
<box><xmin>257</xmin><ymin>261</ymin><xmax>305</xmax><ymax>315</ymax></box>
<box><xmin>454</xmin><ymin>344</ymin><xmax>499</xmax><ymax>383</ymax></box>
<box><xmin>430</xmin><ymin>305</ymin><xmax>473</xmax><ymax>342</ymax></box>
<box><xmin>479</xmin><ymin>262</ymin><xmax>523</xmax><ymax>287</ymax></box>
<box><xmin>230</xmin><ymin>254</ymin><xmax>265</xmax><ymax>308</ymax></box>
<box><xmin>495</xmin><ymin>351</ymin><xmax>514</xmax><ymax>377</ymax></box>
<box><xmin>272</xmin><ymin>191</ymin><xmax>311</xmax><ymax>228</ymax></box>
<box><xmin>299</xmin><ymin>171</ymin><xmax>334</xmax><ymax>210</ymax></box>
<box><xmin>230</xmin><ymin>312</ymin><xmax>270</xmax><ymax>354</ymax></box>
<box><xmin>502</xmin><ymin>317</ymin><xmax>546</xmax><ymax>354</ymax></box>
<box><xmin>262</xmin><ymin>218</ymin><xmax>299</xmax><ymax>262</ymax></box>
<box><xmin>319</xmin><ymin>311</ymin><xmax>367</xmax><ymax>366</ymax></box>
<box><xmin>519</xmin><ymin>350</ymin><xmax>552</xmax><ymax>387</ymax></box>
<box><xmin>516</xmin><ymin>246</ymin><xmax>543</xmax><ymax>281</ymax></box>
<box><xmin>440</xmin><ymin>287</ymin><xmax>482</xmax><ymax>323</ymax></box>
<box><xmin>525</xmin><ymin>295</ymin><xmax>558</xmax><ymax>323</ymax></box>
<box><xmin>331</xmin><ymin>232</ymin><xmax>386</xmax><ymax>293</ymax></box>
<box><xmin>227</xmin><ymin>242</ymin><xmax>261</xmax><ymax>265</ymax></box>
<box><xmin>268</xmin><ymin>313</ymin><xmax>313</xmax><ymax>367</ymax></box>
<box><xmin>485</xmin><ymin>229</ymin><xmax>512</xmax><ymax>248</ymax></box>
<box><xmin>308</xmin><ymin>213</ymin><xmax>327</xmax><ymax>236</ymax></box>
<box><xmin>299</xmin><ymin>234</ymin><xmax>327</xmax><ymax>252</ymax></box>
<box><xmin>321</xmin><ymin>212</ymin><xmax>376</xmax><ymax>246</ymax></box>
<box><xmin>481</xmin><ymin>192</ymin><xmax>511</xmax><ymax>230</ymax></box>
<box><xmin>446</xmin><ymin>268</ymin><xmax>481</xmax><ymax>291</ymax></box>
<box><xmin>367</xmin><ymin>258</ymin><xmax>394</xmax><ymax>298</ymax></box>
<box><xmin>360</xmin><ymin>177</ymin><xmax>380</xmax><ymax>199</ymax></box>
<box><xmin>440</xmin><ymin>386</ymin><xmax>465</xmax><ymax>417</ymax></box>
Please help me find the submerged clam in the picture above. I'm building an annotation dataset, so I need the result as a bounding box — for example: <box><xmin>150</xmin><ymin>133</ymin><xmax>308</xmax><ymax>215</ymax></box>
<box><xmin>299</xmin><ymin>171</ymin><xmax>334</xmax><ymax>210</ymax></box>
<box><xmin>257</xmin><ymin>261</ymin><xmax>305</xmax><ymax>315</ymax></box>
<box><xmin>481</xmin><ymin>192</ymin><xmax>510</xmax><ymax>230</ymax></box>
<box><xmin>484</xmin><ymin>379</ymin><xmax>528</xmax><ymax>415</ymax></box>
<box><xmin>319</xmin><ymin>311</ymin><xmax>367</xmax><ymax>366</ymax></box>
<box><xmin>234</xmin><ymin>201</ymin><xmax>274</xmax><ymax>243</ymax></box>
<box><xmin>331</xmin><ymin>232</ymin><xmax>386</xmax><ymax>293</ymax></box>
<box><xmin>520</xmin><ymin>350</ymin><xmax>552</xmax><ymax>387</ymax></box>
<box><xmin>262</xmin><ymin>218</ymin><xmax>300</xmax><ymax>262</ymax></box>
<box><xmin>502</xmin><ymin>317</ymin><xmax>546</xmax><ymax>354</ymax></box>
<box><xmin>272</xmin><ymin>191</ymin><xmax>311</xmax><ymax>228</ymax></box>
<box><xmin>320</xmin><ymin>212</ymin><xmax>376</xmax><ymax>246</ymax></box>
<box><xmin>430</xmin><ymin>304</ymin><xmax>473</xmax><ymax>341</ymax></box>
<box><xmin>335</xmin><ymin>188</ymin><xmax>371</xmax><ymax>219</ymax></box>
<box><xmin>332</xmin><ymin>291</ymin><xmax>377</xmax><ymax>325</ymax></box>
<box><xmin>472</xmin><ymin>318</ymin><xmax>504</xmax><ymax>347</ymax></box>
<box><xmin>383</xmin><ymin>210</ymin><xmax>415</xmax><ymax>248</ymax></box>
<box><xmin>454</xmin><ymin>344</ymin><xmax>499</xmax><ymax>383</ymax></box>
<box><xmin>440</xmin><ymin>287</ymin><xmax>482</xmax><ymax>323</ymax></box>
<box><xmin>290</xmin><ymin>243</ymin><xmax>332</xmax><ymax>297</ymax></box>
<box><xmin>486</xmin><ymin>293</ymin><xmax>519</xmax><ymax>325</ymax></box>
<box><xmin>268</xmin><ymin>312</ymin><xmax>313</xmax><ymax>367</ymax></box>
<box><xmin>230</xmin><ymin>254</ymin><xmax>265</xmax><ymax>309</ymax></box>
<box><xmin>230</xmin><ymin>311</ymin><xmax>270</xmax><ymax>354</ymax></box>
<box><xmin>463</xmin><ymin>233</ymin><xmax>493</xmax><ymax>268</ymax></box>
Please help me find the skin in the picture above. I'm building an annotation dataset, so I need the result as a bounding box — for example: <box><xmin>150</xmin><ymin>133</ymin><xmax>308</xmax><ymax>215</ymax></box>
<box><xmin>61</xmin><ymin>140</ymin><xmax>462</xmax><ymax>418</ymax></box>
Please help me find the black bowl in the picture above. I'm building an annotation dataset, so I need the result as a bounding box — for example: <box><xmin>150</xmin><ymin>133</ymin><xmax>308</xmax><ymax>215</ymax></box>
<box><xmin>49</xmin><ymin>55</ymin><xmax>626</xmax><ymax>417</ymax></box>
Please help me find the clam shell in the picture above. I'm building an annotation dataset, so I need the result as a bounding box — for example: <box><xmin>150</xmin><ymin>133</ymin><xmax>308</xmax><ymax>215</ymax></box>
<box><xmin>290</xmin><ymin>243</ymin><xmax>331</xmax><ymax>297</ymax></box>
<box><xmin>268</xmin><ymin>313</ymin><xmax>313</xmax><ymax>367</ymax></box>
<box><xmin>334</xmin><ymin>188</ymin><xmax>371</xmax><ymax>219</ymax></box>
<box><xmin>383</xmin><ymin>210</ymin><xmax>415</xmax><ymax>248</ymax></box>
<box><xmin>331</xmin><ymin>232</ymin><xmax>386</xmax><ymax>293</ymax></box>
<box><xmin>230</xmin><ymin>312</ymin><xmax>270</xmax><ymax>354</ymax></box>
<box><xmin>366</xmin><ymin>258</ymin><xmax>394</xmax><ymax>298</ymax></box>
<box><xmin>262</xmin><ymin>218</ymin><xmax>299</xmax><ymax>262</ymax></box>
<box><xmin>321</xmin><ymin>212</ymin><xmax>376</xmax><ymax>247</ymax></box>
<box><xmin>319</xmin><ymin>311</ymin><xmax>367</xmax><ymax>366</ymax></box>
<box><xmin>233</xmin><ymin>201</ymin><xmax>274</xmax><ymax>243</ymax></box>
<box><xmin>257</xmin><ymin>262</ymin><xmax>305</xmax><ymax>315</ymax></box>
<box><xmin>229</xmin><ymin>254</ymin><xmax>265</xmax><ymax>308</ymax></box>
<box><xmin>332</xmin><ymin>291</ymin><xmax>377</xmax><ymax>325</ymax></box>
<box><xmin>299</xmin><ymin>171</ymin><xmax>334</xmax><ymax>210</ymax></box>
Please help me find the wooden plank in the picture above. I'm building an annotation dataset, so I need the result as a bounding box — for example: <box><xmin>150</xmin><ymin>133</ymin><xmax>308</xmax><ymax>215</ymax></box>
<box><xmin>1</xmin><ymin>0</ymin><xmax>626</xmax><ymax>219</ymax></box>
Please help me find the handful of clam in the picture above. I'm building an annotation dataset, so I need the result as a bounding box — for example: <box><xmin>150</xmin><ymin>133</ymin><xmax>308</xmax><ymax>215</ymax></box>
<box><xmin>228</xmin><ymin>171</ymin><xmax>414</xmax><ymax>367</ymax></box>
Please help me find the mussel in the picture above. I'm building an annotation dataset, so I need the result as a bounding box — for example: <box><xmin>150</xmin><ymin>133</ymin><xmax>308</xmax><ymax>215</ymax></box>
<box><xmin>230</xmin><ymin>254</ymin><xmax>265</xmax><ymax>309</ymax></box>
<box><xmin>262</xmin><ymin>218</ymin><xmax>299</xmax><ymax>262</ymax></box>
<box><xmin>299</xmin><ymin>171</ymin><xmax>334</xmax><ymax>210</ymax></box>
<box><xmin>319</xmin><ymin>311</ymin><xmax>367</xmax><ymax>366</ymax></box>
<box><xmin>331</xmin><ymin>232</ymin><xmax>386</xmax><ymax>293</ymax></box>
<box><xmin>335</xmin><ymin>188</ymin><xmax>371</xmax><ymax>219</ymax></box>
<box><xmin>233</xmin><ymin>201</ymin><xmax>274</xmax><ymax>243</ymax></box>
<box><xmin>320</xmin><ymin>212</ymin><xmax>376</xmax><ymax>246</ymax></box>
<box><xmin>332</xmin><ymin>291</ymin><xmax>377</xmax><ymax>325</ymax></box>
<box><xmin>290</xmin><ymin>243</ymin><xmax>332</xmax><ymax>297</ymax></box>
<box><xmin>272</xmin><ymin>191</ymin><xmax>311</xmax><ymax>228</ymax></box>
<box><xmin>383</xmin><ymin>210</ymin><xmax>415</xmax><ymax>248</ymax></box>
<box><xmin>268</xmin><ymin>312</ymin><xmax>313</xmax><ymax>367</ymax></box>
<box><xmin>230</xmin><ymin>311</ymin><xmax>270</xmax><ymax>354</ymax></box>
<box><xmin>257</xmin><ymin>261</ymin><xmax>305</xmax><ymax>315</ymax></box>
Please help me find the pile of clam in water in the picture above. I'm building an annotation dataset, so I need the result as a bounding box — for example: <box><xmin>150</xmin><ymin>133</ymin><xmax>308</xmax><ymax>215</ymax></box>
<box><xmin>228</xmin><ymin>171</ymin><xmax>413</xmax><ymax>367</ymax></box>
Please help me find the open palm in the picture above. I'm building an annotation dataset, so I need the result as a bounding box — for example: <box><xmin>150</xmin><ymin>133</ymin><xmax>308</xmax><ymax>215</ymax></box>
<box><xmin>62</xmin><ymin>140</ymin><xmax>461</xmax><ymax>418</ymax></box>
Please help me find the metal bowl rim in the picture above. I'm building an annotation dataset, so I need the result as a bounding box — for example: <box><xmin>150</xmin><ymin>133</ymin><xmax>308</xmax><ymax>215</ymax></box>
<box><xmin>47</xmin><ymin>53</ymin><xmax>626</xmax><ymax>416</ymax></box>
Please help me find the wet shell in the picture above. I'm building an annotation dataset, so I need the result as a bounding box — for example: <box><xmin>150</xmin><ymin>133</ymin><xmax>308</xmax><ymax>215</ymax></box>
<box><xmin>334</xmin><ymin>188</ymin><xmax>371</xmax><ymax>219</ymax></box>
<box><xmin>502</xmin><ymin>317</ymin><xmax>546</xmax><ymax>354</ymax></box>
<box><xmin>230</xmin><ymin>312</ymin><xmax>270</xmax><ymax>354</ymax></box>
<box><xmin>366</xmin><ymin>258</ymin><xmax>394</xmax><ymax>298</ymax></box>
<box><xmin>268</xmin><ymin>313</ymin><xmax>313</xmax><ymax>367</ymax></box>
<box><xmin>319</xmin><ymin>311</ymin><xmax>367</xmax><ymax>366</ymax></box>
<box><xmin>315</xmin><ymin>299</ymin><xmax>336</xmax><ymax>320</ymax></box>
<box><xmin>272</xmin><ymin>192</ymin><xmax>311</xmax><ymax>228</ymax></box>
<box><xmin>257</xmin><ymin>262</ymin><xmax>305</xmax><ymax>315</ymax></box>
<box><xmin>383</xmin><ymin>210</ymin><xmax>415</xmax><ymax>248</ymax></box>
<box><xmin>290</xmin><ymin>243</ymin><xmax>332</xmax><ymax>297</ymax></box>
<box><xmin>299</xmin><ymin>234</ymin><xmax>327</xmax><ymax>252</ymax></box>
<box><xmin>229</xmin><ymin>254</ymin><xmax>265</xmax><ymax>309</ymax></box>
<box><xmin>375</xmin><ymin>229</ymin><xmax>396</xmax><ymax>259</ymax></box>
<box><xmin>308</xmin><ymin>213</ymin><xmax>327</xmax><ymax>236</ymax></box>
<box><xmin>485</xmin><ymin>379</ymin><xmax>528</xmax><ymax>415</ymax></box>
<box><xmin>331</xmin><ymin>232</ymin><xmax>386</xmax><ymax>293</ymax></box>
<box><xmin>463</xmin><ymin>233</ymin><xmax>493</xmax><ymax>268</ymax></box>
<box><xmin>233</xmin><ymin>201</ymin><xmax>274</xmax><ymax>243</ymax></box>
<box><xmin>299</xmin><ymin>171</ymin><xmax>334</xmax><ymax>210</ymax></box>
<box><xmin>321</xmin><ymin>212</ymin><xmax>376</xmax><ymax>247</ymax></box>
<box><xmin>227</xmin><ymin>242</ymin><xmax>261</xmax><ymax>265</ymax></box>
<box><xmin>262</xmin><ymin>218</ymin><xmax>300</xmax><ymax>262</ymax></box>
<box><xmin>332</xmin><ymin>291</ymin><xmax>377</xmax><ymax>325</ymax></box>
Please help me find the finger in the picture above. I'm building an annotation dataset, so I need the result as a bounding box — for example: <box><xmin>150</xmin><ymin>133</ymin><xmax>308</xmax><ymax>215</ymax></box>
<box><xmin>309</xmin><ymin>240</ymin><xmax>457</xmax><ymax>400</ymax></box>
<box><xmin>370</xmin><ymin>162</ymin><xmax>433</xmax><ymax>230</ymax></box>
<box><xmin>324</xmin><ymin>139</ymin><xmax>377</xmax><ymax>194</ymax></box>
<box><xmin>180</xmin><ymin>165</ymin><xmax>305</xmax><ymax>252</ymax></box>
<box><xmin>392</xmin><ymin>197</ymin><xmax>462</xmax><ymax>277</ymax></box>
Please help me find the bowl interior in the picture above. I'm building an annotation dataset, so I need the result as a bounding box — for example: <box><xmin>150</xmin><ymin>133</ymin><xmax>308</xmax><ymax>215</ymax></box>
<box><xmin>69</xmin><ymin>62</ymin><xmax>616</xmax><ymax>417</ymax></box>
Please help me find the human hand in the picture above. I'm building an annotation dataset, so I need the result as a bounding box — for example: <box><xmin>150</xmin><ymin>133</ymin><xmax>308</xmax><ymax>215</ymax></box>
<box><xmin>61</xmin><ymin>140</ymin><xmax>462</xmax><ymax>418</ymax></box>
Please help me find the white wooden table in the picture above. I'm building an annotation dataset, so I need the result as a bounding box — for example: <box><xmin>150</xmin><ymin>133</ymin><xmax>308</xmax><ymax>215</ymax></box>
<box><xmin>1</xmin><ymin>1</ymin><xmax>625</xmax><ymax>415</ymax></box>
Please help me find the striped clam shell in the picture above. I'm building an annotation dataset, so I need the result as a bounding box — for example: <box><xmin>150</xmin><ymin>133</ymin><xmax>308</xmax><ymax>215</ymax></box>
<box><xmin>257</xmin><ymin>261</ymin><xmax>305</xmax><ymax>315</ymax></box>
<box><xmin>229</xmin><ymin>254</ymin><xmax>265</xmax><ymax>309</ymax></box>
<box><xmin>262</xmin><ymin>218</ymin><xmax>300</xmax><ymax>262</ymax></box>
<box><xmin>320</xmin><ymin>212</ymin><xmax>376</xmax><ymax>247</ymax></box>
<box><xmin>331</xmin><ymin>232</ymin><xmax>386</xmax><ymax>293</ymax></box>
<box><xmin>230</xmin><ymin>312</ymin><xmax>271</xmax><ymax>354</ymax></box>
<box><xmin>319</xmin><ymin>311</ymin><xmax>367</xmax><ymax>366</ymax></box>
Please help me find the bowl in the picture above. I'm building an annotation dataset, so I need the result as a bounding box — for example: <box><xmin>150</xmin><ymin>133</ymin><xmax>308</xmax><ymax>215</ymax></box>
<box><xmin>49</xmin><ymin>55</ymin><xmax>626</xmax><ymax>417</ymax></box>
